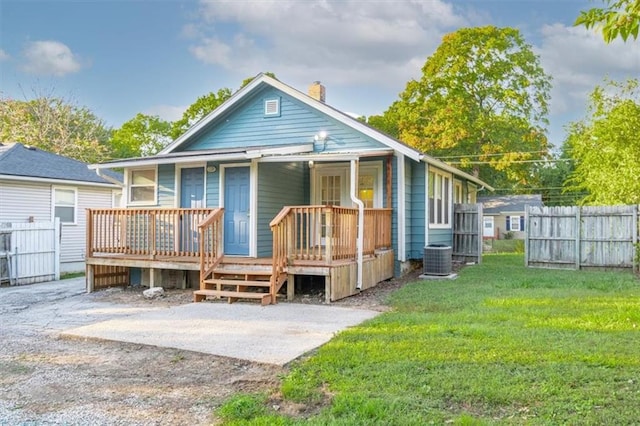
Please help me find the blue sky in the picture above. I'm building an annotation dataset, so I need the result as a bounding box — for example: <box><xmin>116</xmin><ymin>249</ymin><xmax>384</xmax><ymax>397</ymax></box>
<box><xmin>1</xmin><ymin>0</ymin><xmax>638</xmax><ymax>150</ymax></box>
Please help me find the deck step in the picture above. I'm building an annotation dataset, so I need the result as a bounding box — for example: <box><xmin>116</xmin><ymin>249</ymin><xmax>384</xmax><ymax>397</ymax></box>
<box><xmin>193</xmin><ymin>289</ymin><xmax>272</xmax><ymax>305</ymax></box>
<box><xmin>203</xmin><ymin>279</ymin><xmax>271</xmax><ymax>288</ymax></box>
<box><xmin>213</xmin><ymin>268</ymin><xmax>272</xmax><ymax>277</ymax></box>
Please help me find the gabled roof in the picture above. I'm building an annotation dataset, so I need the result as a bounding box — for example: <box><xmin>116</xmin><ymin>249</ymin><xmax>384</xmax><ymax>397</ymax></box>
<box><xmin>478</xmin><ymin>194</ymin><xmax>543</xmax><ymax>214</ymax></box>
<box><xmin>0</xmin><ymin>142</ymin><xmax>122</xmax><ymax>186</ymax></box>
<box><xmin>157</xmin><ymin>73</ymin><xmax>492</xmax><ymax>189</ymax></box>
<box><xmin>91</xmin><ymin>73</ymin><xmax>493</xmax><ymax>190</ymax></box>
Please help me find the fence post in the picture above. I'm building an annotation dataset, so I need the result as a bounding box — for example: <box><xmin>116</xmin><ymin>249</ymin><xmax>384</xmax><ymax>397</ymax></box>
<box><xmin>633</xmin><ymin>205</ymin><xmax>638</xmax><ymax>273</ymax></box>
<box><xmin>574</xmin><ymin>207</ymin><xmax>581</xmax><ymax>270</ymax></box>
<box><xmin>524</xmin><ymin>205</ymin><xmax>530</xmax><ymax>267</ymax></box>
<box><xmin>54</xmin><ymin>217</ymin><xmax>61</xmax><ymax>280</ymax></box>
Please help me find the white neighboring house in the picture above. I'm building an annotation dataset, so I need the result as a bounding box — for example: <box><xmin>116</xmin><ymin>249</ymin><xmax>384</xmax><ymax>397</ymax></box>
<box><xmin>478</xmin><ymin>194</ymin><xmax>544</xmax><ymax>240</ymax></box>
<box><xmin>0</xmin><ymin>143</ymin><xmax>122</xmax><ymax>273</ymax></box>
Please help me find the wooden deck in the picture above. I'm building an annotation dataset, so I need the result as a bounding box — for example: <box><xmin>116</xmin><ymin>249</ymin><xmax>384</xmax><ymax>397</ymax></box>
<box><xmin>86</xmin><ymin>206</ymin><xmax>394</xmax><ymax>303</ymax></box>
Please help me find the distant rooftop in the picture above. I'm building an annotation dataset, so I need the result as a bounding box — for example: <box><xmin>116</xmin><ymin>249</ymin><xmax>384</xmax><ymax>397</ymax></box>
<box><xmin>0</xmin><ymin>142</ymin><xmax>122</xmax><ymax>185</ymax></box>
<box><xmin>478</xmin><ymin>194</ymin><xmax>543</xmax><ymax>214</ymax></box>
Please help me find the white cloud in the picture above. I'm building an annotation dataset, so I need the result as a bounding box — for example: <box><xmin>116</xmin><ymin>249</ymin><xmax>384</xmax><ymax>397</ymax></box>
<box><xmin>144</xmin><ymin>104</ymin><xmax>187</xmax><ymax>122</ymax></box>
<box><xmin>186</xmin><ymin>0</ymin><xmax>470</xmax><ymax>88</ymax></box>
<box><xmin>537</xmin><ymin>24</ymin><xmax>640</xmax><ymax>116</ymax></box>
<box><xmin>0</xmin><ymin>49</ymin><xmax>9</xmax><ymax>61</ymax></box>
<box><xmin>21</xmin><ymin>40</ymin><xmax>83</xmax><ymax>76</ymax></box>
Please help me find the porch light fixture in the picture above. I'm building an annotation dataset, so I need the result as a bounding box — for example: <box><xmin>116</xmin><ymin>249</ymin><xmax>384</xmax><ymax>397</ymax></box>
<box><xmin>314</xmin><ymin>131</ymin><xmax>328</xmax><ymax>142</ymax></box>
<box><xmin>308</xmin><ymin>160</ymin><xmax>314</xmax><ymax>169</ymax></box>
<box><xmin>206</xmin><ymin>165</ymin><xmax>217</xmax><ymax>173</ymax></box>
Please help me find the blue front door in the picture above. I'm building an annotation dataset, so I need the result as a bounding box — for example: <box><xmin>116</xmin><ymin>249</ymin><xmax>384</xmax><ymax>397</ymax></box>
<box><xmin>224</xmin><ymin>167</ymin><xmax>250</xmax><ymax>255</ymax></box>
<box><xmin>180</xmin><ymin>167</ymin><xmax>204</xmax><ymax>252</ymax></box>
<box><xmin>180</xmin><ymin>167</ymin><xmax>204</xmax><ymax>208</ymax></box>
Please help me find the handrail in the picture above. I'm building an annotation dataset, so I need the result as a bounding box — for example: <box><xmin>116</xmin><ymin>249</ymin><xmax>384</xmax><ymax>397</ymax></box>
<box><xmin>198</xmin><ymin>208</ymin><xmax>225</xmax><ymax>286</ymax></box>
<box><xmin>270</xmin><ymin>205</ymin><xmax>392</xmax><ymax>268</ymax></box>
<box><xmin>87</xmin><ymin>207</ymin><xmax>215</xmax><ymax>259</ymax></box>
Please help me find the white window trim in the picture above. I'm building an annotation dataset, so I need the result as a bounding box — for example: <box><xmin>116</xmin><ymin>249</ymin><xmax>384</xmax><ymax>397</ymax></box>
<box><xmin>454</xmin><ymin>179</ymin><xmax>463</xmax><ymax>204</ymax></box>
<box><xmin>311</xmin><ymin>161</ymin><xmax>383</xmax><ymax>208</ymax></box>
<box><xmin>126</xmin><ymin>166</ymin><xmax>158</xmax><ymax>206</ymax></box>
<box><xmin>52</xmin><ymin>186</ymin><xmax>78</xmax><ymax>225</ymax></box>
<box><xmin>175</xmin><ymin>163</ymin><xmax>207</xmax><ymax>208</ymax></box>
<box><xmin>507</xmin><ymin>215</ymin><xmax>524</xmax><ymax>232</ymax></box>
<box><xmin>428</xmin><ymin>168</ymin><xmax>453</xmax><ymax>229</ymax></box>
<box><xmin>112</xmin><ymin>190</ymin><xmax>123</xmax><ymax>208</ymax></box>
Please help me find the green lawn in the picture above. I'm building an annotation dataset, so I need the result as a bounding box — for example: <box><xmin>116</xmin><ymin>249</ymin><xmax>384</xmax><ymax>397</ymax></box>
<box><xmin>217</xmin><ymin>254</ymin><xmax>640</xmax><ymax>425</ymax></box>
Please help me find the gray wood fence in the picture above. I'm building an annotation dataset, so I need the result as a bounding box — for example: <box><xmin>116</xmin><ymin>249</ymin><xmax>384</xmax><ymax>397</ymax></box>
<box><xmin>525</xmin><ymin>205</ymin><xmax>637</xmax><ymax>270</ymax></box>
<box><xmin>453</xmin><ymin>203</ymin><xmax>483</xmax><ymax>264</ymax></box>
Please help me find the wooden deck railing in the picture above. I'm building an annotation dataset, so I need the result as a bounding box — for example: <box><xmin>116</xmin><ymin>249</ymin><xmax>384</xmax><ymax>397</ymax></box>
<box><xmin>198</xmin><ymin>208</ymin><xmax>225</xmax><ymax>285</ymax></box>
<box><xmin>86</xmin><ymin>208</ymin><xmax>216</xmax><ymax>259</ymax></box>
<box><xmin>270</xmin><ymin>206</ymin><xmax>392</xmax><ymax>272</ymax></box>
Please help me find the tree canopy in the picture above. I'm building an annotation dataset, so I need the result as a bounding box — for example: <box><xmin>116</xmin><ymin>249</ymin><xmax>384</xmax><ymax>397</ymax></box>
<box><xmin>575</xmin><ymin>0</ymin><xmax>640</xmax><ymax>42</ymax></box>
<box><xmin>0</xmin><ymin>95</ymin><xmax>111</xmax><ymax>163</ymax></box>
<box><xmin>170</xmin><ymin>88</ymin><xmax>233</xmax><ymax>139</ymax></box>
<box><xmin>110</xmin><ymin>113</ymin><xmax>173</xmax><ymax>158</ymax></box>
<box><xmin>377</xmin><ymin>26</ymin><xmax>551</xmax><ymax>189</ymax></box>
<box><xmin>565</xmin><ymin>79</ymin><xmax>640</xmax><ymax>205</ymax></box>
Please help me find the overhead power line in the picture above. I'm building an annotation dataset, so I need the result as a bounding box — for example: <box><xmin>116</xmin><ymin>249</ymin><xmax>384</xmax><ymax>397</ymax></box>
<box><xmin>436</xmin><ymin>150</ymin><xmax>549</xmax><ymax>159</ymax></box>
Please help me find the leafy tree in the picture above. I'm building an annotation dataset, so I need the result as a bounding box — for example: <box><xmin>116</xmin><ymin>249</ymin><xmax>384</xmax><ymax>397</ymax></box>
<box><xmin>379</xmin><ymin>26</ymin><xmax>551</xmax><ymax>189</ymax></box>
<box><xmin>0</xmin><ymin>95</ymin><xmax>111</xmax><ymax>163</ymax></box>
<box><xmin>170</xmin><ymin>88</ymin><xmax>233</xmax><ymax>139</ymax></box>
<box><xmin>575</xmin><ymin>0</ymin><xmax>640</xmax><ymax>43</ymax></box>
<box><xmin>565</xmin><ymin>79</ymin><xmax>640</xmax><ymax>205</ymax></box>
<box><xmin>110</xmin><ymin>113</ymin><xmax>172</xmax><ymax>158</ymax></box>
<box><xmin>170</xmin><ymin>73</ymin><xmax>277</xmax><ymax>139</ymax></box>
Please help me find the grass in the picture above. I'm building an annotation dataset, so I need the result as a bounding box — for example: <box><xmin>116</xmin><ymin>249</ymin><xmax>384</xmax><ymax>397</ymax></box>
<box><xmin>216</xmin><ymin>254</ymin><xmax>640</xmax><ymax>424</ymax></box>
<box><xmin>60</xmin><ymin>271</ymin><xmax>85</xmax><ymax>280</ymax></box>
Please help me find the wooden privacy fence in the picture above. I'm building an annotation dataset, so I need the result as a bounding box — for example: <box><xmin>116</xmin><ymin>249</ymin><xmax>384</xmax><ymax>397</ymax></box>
<box><xmin>525</xmin><ymin>205</ymin><xmax>638</xmax><ymax>270</ymax></box>
<box><xmin>0</xmin><ymin>219</ymin><xmax>61</xmax><ymax>285</ymax></box>
<box><xmin>452</xmin><ymin>203</ymin><xmax>483</xmax><ymax>264</ymax></box>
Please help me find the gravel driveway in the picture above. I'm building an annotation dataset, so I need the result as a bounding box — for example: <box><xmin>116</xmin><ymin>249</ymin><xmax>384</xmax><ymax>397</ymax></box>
<box><xmin>0</xmin><ymin>272</ymin><xmax>412</xmax><ymax>425</ymax></box>
<box><xmin>0</xmin><ymin>279</ymin><xmax>283</xmax><ymax>425</ymax></box>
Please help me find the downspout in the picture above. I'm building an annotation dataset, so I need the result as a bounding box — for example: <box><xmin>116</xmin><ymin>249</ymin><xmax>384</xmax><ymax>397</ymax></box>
<box><xmin>349</xmin><ymin>159</ymin><xmax>364</xmax><ymax>290</ymax></box>
<box><xmin>95</xmin><ymin>168</ymin><xmax>124</xmax><ymax>187</ymax></box>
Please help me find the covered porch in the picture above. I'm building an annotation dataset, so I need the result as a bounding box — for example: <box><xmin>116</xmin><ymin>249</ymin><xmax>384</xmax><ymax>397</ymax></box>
<box><xmin>86</xmin><ymin>205</ymin><xmax>393</xmax><ymax>303</ymax></box>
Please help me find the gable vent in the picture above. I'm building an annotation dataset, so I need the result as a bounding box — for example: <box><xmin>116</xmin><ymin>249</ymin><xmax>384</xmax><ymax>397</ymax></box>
<box><xmin>264</xmin><ymin>98</ymin><xmax>280</xmax><ymax>116</ymax></box>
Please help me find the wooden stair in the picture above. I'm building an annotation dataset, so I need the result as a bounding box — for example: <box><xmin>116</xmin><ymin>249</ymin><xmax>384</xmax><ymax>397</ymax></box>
<box><xmin>194</xmin><ymin>265</ymin><xmax>279</xmax><ymax>305</ymax></box>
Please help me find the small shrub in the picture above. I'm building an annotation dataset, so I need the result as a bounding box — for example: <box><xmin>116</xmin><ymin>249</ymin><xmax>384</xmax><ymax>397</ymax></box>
<box><xmin>514</xmin><ymin>239</ymin><xmax>525</xmax><ymax>253</ymax></box>
<box><xmin>503</xmin><ymin>231</ymin><xmax>515</xmax><ymax>240</ymax></box>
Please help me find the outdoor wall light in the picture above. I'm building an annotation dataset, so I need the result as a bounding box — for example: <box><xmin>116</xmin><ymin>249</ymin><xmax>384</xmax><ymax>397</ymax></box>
<box><xmin>314</xmin><ymin>131</ymin><xmax>328</xmax><ymax>142</ymax></box>
<box><xmin>206</xmin><ymin>165</ymin><xmax>217</xmax><ymax>173</ymax></box>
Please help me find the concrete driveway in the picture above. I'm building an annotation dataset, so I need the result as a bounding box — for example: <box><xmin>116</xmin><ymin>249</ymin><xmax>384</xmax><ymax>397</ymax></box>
<box><xmin>1</xmin><ymin>278</ymin><xmax>379</xmax><ymax>366</ymax></box>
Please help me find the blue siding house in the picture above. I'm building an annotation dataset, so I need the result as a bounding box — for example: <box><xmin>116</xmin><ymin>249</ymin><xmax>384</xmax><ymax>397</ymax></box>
<box><xmin>87</xmin><ymin>74</ymin><xmax>491</xmax><ymax>303</ymax></box>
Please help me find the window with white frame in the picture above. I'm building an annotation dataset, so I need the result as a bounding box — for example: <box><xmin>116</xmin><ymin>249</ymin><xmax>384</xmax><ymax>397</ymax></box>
<box><xmin>506</xmin><ymin>215</ymin><xmax>525</xmax><ymax>232</ymax></box>
<box><xmin>128</xmin><ymin>168</ymin><xmax>157</xmax><ymax>204</ymax></box>
<box><xmin>454</xmin><ymin>180</ymin><xmax>463</xmax><ymax>204</ymax></box>
<box><xmin>428</xmin><ymin>170</ymin><xmax>451</xmax><ymax>226</ymax></box>
<box><xmin>53</xmin><ymin>187</ymin><xmax>77</xmax><ymax>224</ymax></box>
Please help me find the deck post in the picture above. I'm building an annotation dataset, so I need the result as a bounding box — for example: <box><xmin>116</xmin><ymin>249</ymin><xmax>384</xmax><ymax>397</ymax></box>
<box><xmin>86</xmin><ymin>264</ymin><xmax>95</xmax><ymax>293</ymax></box>
<box><xmin>287</xmin><ymin>273</ymin><xmax>295</xmax><ymax>300</ymax></box>
<box><xmin>324</xmin><ymin>275</ymin><xmax>331</xmax><ymax>303</ymax></box>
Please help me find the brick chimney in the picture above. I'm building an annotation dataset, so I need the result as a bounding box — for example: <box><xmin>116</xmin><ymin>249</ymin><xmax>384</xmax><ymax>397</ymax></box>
<box><xmin>308</xmin><ymin>81</ymin><xmax>326</xmax><ymax>103</ymax></box>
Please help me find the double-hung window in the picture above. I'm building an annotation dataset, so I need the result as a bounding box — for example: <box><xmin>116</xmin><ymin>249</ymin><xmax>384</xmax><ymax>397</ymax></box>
<box><xmin>128</xmin><ymin>168</ymin><xmax>157</xmax><ymax>204</ymax></box>
<box><xmin>53</xmin><ymin>187</ymin><xmax>77</xmax><ymax>224</ymax></box>
<box><xmin>428</xmin><ymin>170</ymin><xmax>451</xmax><ymax>227</ymax></box>
<box><xmin>506</xmin><ymin>215</ymin><xmax>525</xmax><ymax>232</ymax></box>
